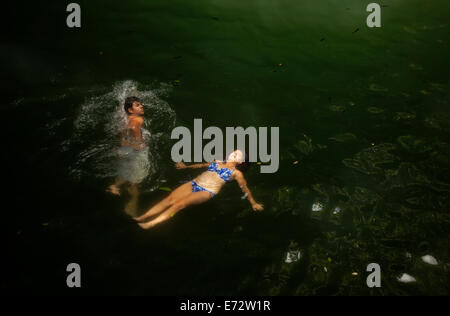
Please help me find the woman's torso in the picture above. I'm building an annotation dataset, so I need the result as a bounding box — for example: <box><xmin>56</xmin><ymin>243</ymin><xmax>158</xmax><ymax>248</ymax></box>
<box><xmin>193</xmin><ymin>162</ymin><xmax>234</xmax><ymax>194</ymax></box>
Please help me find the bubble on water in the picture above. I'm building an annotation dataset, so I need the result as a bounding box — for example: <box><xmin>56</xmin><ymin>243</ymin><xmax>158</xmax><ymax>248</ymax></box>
<box><xmin>312</xmin><ymin>202</ymin><xmax>323</xmax><ymax>212</ymax></box>
<box><xmin>421</xmin><ymin>255</ymin><xmax>438</xmax><ymax>265</ymax></box>
<box><xmin>285</xmin><ymin>250</ymin><xmax>301</xmax><ymax>264</ymax></box>
<box><xmin>332</xmin><ymin>207</ymin><xmax>341</xmax><ymax>215</ymax></box>
<box><xmin>397</xmin><ymin>273</ymin><xmax>416</xmax><ymax>283</ymax></box>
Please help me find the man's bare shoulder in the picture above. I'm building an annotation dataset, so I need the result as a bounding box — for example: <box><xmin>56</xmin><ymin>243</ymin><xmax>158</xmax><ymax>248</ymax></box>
<box><xmin>129</xmin><ymin>116</ymin><xmax>144</xmax><ymax>126</ymax></box>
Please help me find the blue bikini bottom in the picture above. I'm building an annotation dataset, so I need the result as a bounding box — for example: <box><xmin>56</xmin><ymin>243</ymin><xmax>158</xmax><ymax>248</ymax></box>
<box><xmin>191</xmin><ymin>181</ymin><xmax>215</xmax><ymax>197</ymax></box>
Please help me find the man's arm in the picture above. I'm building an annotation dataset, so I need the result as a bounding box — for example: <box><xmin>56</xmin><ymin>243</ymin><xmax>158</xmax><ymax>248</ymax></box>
<box><xmin>233</xmin><ymin>170</ymin><xmax>264</xmax><ymax>211</ymax></box>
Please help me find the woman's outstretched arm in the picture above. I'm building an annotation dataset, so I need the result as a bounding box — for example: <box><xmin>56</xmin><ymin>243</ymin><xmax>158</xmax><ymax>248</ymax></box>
<box><xmin>233</xmin><ymin>170</ymin><xmax>264</xmax><ymax>211</ymax></box>
<box><xmin>175</xmin><ymin>162</ymin><xmax>210</xmax><ymax>169</ymax></box>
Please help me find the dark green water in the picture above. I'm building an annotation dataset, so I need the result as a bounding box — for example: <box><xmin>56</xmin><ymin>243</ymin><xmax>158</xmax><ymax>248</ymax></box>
<box><xmin>3</xmin><ymin>0</ymin><xmax>449</xmax><ymax>295</ymax></box>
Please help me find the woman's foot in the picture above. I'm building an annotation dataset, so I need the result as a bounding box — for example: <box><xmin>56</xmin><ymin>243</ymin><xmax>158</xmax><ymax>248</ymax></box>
<box><xmin>138</xmin><ymin>221</ymin><xmax>155</xmax><ymax>229</ymax></box>
<box><xmin>133</xmin><ymin>215</ymin><xmax>146</xmax><ymax>222</ymax></box>
<box><xmin>106</xmin><ymin>184</ymin><xmax>121</xmax><ymax>196</ymax></box>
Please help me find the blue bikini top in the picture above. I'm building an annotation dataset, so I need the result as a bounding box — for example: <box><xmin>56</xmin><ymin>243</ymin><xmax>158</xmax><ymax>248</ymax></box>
<box><xmin>207</xmin><ymin>162</ymin><xmax>233</xmax><ymax>182</ymax></box>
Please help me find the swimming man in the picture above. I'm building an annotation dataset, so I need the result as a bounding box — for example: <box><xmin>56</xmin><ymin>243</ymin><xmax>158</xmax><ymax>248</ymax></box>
<box><xmin>107</xmin><ymin>96</ymin><xmax>149</xmax><ymax>216</ymax></box>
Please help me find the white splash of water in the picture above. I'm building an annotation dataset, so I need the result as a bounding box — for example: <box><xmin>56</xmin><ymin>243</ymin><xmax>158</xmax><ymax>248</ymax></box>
<box><xmin>70</xmin><ymin>80</ymin><xmax>176</xmax><ymax>184</ymax></box>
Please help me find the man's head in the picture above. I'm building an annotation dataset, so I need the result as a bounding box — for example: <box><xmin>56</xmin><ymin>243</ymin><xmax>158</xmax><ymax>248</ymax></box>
<box><xmin>124</xmin><ymin>96</ymin><xmax>144</xmax><ymax>116</ymax></box>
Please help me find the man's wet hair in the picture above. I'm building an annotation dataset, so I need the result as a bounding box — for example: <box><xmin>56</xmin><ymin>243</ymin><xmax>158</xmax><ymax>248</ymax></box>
<box><xmin>124</xmin><ymin>96</ymin><xmax>141</xmax><ymax>115</ymax></box>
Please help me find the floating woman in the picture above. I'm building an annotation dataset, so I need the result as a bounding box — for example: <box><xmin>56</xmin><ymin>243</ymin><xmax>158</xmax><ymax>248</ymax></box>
<box><xmin>134</xmin><ymin>149</ymin><xmax>264</xmax><ymax>229</ymax></box>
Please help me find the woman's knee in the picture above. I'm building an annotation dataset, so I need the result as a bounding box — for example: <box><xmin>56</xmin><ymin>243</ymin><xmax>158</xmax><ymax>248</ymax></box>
<box><xmin>173</xmin><ymin>200</ymin><xmax>187</xmax><ymax>211</ymax></box>
<box><xmin>165</xmin><ymin>194</ymin><xmax>177</xmax><ymax>204</ymax></box>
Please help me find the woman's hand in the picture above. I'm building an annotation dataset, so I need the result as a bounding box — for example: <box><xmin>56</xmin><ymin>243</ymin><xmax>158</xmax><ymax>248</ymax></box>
<box><xmin>175</xmin><ymin>162</ymin><xmax>187</xmax><ymax>169</ymax></box>
<box><xmin>252</xmin><ymin>202</ymin><xmax>264</xmax><ymax>211</ymax></box>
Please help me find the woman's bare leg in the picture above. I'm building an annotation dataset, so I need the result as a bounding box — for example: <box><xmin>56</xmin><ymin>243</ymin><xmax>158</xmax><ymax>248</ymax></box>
<box><xmin>138</xmin><ymin>191</ymin><xmax>211</xmax><ymax>229</ymax></box>
<box><xmin>133</xmin><ymin>182</ymin><xmax>193</xmax><ymax>222</ymax></box>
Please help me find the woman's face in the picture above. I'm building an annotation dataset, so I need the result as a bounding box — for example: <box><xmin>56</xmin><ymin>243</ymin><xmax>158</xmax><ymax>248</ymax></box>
<box><xmin>228</xmin><ymin>150</ymin><xmax>244</xmax><ymax>163</ymax></box>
